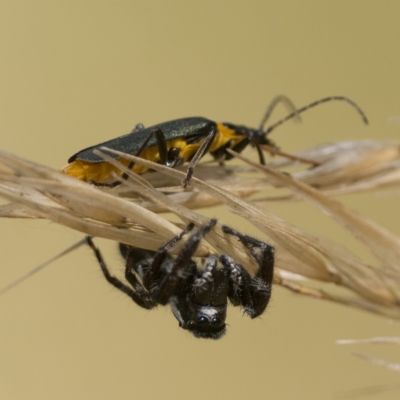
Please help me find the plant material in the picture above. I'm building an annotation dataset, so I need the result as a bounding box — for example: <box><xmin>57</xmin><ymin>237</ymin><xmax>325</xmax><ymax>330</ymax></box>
<box><xmin>1</xmin><ymin>140</ymin><xmax>400</xmax><ymax>319</ymax></box>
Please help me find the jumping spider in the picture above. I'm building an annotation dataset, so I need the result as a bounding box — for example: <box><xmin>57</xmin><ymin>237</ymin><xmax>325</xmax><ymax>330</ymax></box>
<box><xmin>86</xmin><ymin>219</ymin><xmax>275</xmax><ymax>339</ymax></box>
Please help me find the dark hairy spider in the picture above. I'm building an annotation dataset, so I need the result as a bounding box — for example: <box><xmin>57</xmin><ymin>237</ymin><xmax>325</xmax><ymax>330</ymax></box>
<box><xmin>86</xmin><ymin>219</ymin><xmax>275</xmax><ymax>339</ymax></box>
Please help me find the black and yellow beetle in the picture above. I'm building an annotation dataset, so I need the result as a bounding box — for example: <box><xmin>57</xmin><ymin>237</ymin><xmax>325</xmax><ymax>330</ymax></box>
<box><xmin>62</xmin><ymin>96</ymin><xmax>368</xmax><ymax>187</ymax></box>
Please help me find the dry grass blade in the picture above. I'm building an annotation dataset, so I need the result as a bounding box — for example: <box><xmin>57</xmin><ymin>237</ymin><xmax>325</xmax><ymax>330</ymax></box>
<box><xmin>95</xmin><ymin>147</ymin><xmax>400</xmax><ymax>313</ymax></box>
<box><xmin>266</xmin><ymin>140</ymin><xmax>400</xmax><ymax>196</ymax></box>
<box><xmin>92</xmin><ymin>149</ymin><xmax>266</xmax><ymax>272</ymax></box>
<box><xmin>229</xmin><ymin>149</ymin><xmax>400</xmax><ymax>303</ymax></box>
<box><xmin>232</xmin><ymin>149</ymin><xmax>400</xmax><ymax>269</ymax></box>
<box><xmin>0</xmin><ymin>149</ymin><xmax>209</xmax><ymax>255</ymax></box>
<box><xmin>351</xmin><ymin>352</ymin><xmax>400</xmax><ymax>373</ymax></box>
<box><xmin>1</xmin><ymin>139</ymin><xmax>400</xmax><ymax>318</ymax></box>
<box><xmin>336</xmin><ymin>336</ymin><xmax>400</xmax><ymax>379</ymax></box>
<box><xmin>275</xmin><ymin>273</ymin><xmax>400</xmax><ymax>319</ymax></box>
<box><xmin>0</xmin><ymin>237</ymin><xmax>89</xmax><ymax>295</ymax></box>
<box><xmin>3</xmin><ymin>140</ymin><xmax>400</xmax><ymax>215</ymax></box>
<box><xmin>337</xmin><ymin>337</ymin><xmax>400</xmax><ymax>345</ymax></box>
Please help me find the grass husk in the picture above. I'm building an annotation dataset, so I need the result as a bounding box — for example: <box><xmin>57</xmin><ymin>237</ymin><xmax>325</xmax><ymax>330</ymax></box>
<box><xmin>1</xmin><ymin>140</ymin><xmax>400</xmax><ymax>319</ymax></box>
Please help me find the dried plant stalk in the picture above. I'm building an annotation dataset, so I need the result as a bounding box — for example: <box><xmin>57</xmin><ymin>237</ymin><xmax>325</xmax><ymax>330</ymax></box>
<box><xmin>1</xmin><ymin>139</ymin><xmax>400</xmax><ymax>319</ymax></box>
<box><xmin>351</xmin><ymin>353</ymin><xmax>400</xmax><ymax>373</ymax></box>
<box><xmin>336</xmin><ymin>336</ymin><xmax>400</xmax><ymax>374</ymax></box>
<box><xmin>337</xmin><ymin>337</ymin><xmax>400</xmax><ymax>345</ymax></box>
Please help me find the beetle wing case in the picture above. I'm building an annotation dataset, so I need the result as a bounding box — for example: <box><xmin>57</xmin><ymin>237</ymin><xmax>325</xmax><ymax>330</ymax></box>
<box><xmin>68</xmin><ymin>117</ymin><xmax>215</xmax><ymax>163</ymax></box>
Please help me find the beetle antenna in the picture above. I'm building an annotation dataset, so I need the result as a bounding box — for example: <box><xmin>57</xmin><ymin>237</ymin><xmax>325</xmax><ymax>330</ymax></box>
<box><xmin>258</xmin><ymin>94</ymin><xmax>302</xmax><ymax>131</ymax></box>
<box><xmin>0</xmin><ymin>237</ymin><xmax>89</xmax><ymax>295</ymax></box>
<box><xmin>263</xmin><ymin>96</ymin><xmax>369</xmax><ymax>136</ymax></box>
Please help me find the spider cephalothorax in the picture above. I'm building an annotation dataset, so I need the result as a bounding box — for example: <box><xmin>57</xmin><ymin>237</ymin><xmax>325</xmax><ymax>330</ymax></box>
<box><xmin>86</xmin><ymin>219</ymin><xmax>275</xmax><ymax>339</ymax></box>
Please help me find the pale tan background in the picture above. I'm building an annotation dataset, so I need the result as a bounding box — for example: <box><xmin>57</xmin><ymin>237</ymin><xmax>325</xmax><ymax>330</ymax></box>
<box><xmin>1</xmin><ymin>1</ymin><xmax>400</xmax><ymax>399</ymax></box>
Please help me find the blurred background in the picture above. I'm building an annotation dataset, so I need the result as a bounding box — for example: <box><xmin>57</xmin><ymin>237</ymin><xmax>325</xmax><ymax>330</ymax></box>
<box><xmin>1</xmin><ymin>1</ymin><xmax>400</xmax><ymax>399</ymax></box>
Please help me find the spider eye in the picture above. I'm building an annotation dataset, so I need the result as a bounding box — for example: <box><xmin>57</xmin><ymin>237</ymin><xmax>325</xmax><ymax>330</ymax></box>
<box><xmin>197</xmin><ymin>316</ymin><xmax>208</xmax><ymax>325</ymax></box>
<box><xmin>211</xmin><ymin>316</ymin><xmax>221</xmax><ymax>325</ymax></box>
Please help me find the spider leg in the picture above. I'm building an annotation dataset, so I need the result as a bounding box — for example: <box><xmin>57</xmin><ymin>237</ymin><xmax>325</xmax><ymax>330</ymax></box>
<box><xmin>155</xmin><ymin>219</ymin><xmax>218</xmax><ymax>305</ymax></box>
<box><xmin>85</xmin><ymin>237</ymin><xmax>156</xmax><ymax>309</ymax></box>
<box><xmin>193</xmin><ymin>255</ymin><xmax>218</xmax><ymax>293</ymax></box>
<box><xmin>192</xmin><ymin>255</ymin><xmax>231</xmax><ymax>309</ymax></box>
<box><xmin>142</xmin><ymin>222</ymin><xmax>195</xmax><ymax>290</ymax></box>
<box><xmin>219</xmin><ymin>255</ymin><xmax>257</xmax><ymax>315</ymax></box>
<box><xmin>220</xmin><ymin>226</ymin><xmax>275</xmax><ymax>318</ymax></box>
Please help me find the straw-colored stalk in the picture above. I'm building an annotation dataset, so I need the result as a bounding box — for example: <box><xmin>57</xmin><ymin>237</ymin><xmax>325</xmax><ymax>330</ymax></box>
<box><xmin>1</xmin><ymin>140</ymin><xmax>400</xmax><ymax>322</ymax></box>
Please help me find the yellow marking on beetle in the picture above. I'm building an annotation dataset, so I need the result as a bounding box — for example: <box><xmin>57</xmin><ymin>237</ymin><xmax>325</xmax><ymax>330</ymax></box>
<box><xmin>212</xmin><ymin>123</ymin><xmax>246</xmax><ymax>152</ymax></box>
<box><xmin>62</xmin><ymin>138</ymin><xmax>199</xmax><ymax>182</ymax></box>
<box><xmin>62</xmin><ymin>126</ymin><xmax>247</xmax><ymax>183</ymax></box>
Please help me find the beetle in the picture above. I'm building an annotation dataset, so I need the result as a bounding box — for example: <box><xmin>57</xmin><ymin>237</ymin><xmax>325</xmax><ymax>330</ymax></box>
<box><xmin>62</xmin><ymin>96</ymin><xmax>368</xmax><ymax>187</ymax></box>
<box><xmin>86</xmin><ymin>219</ymin><xmax>275</xmax><ymax>339</ymax></box>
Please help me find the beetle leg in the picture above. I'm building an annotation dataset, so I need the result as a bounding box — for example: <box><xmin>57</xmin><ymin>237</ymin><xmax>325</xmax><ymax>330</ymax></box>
<box><xmin>182</xmin><ymin>126</ymin><xmax>217</xmax><ymax>188</ymax></box>
<box><xmin>94</xmin><ymin>127</ymin><xmax>169</xmax><ymax>188</ymax></box>
<box><xmin>254</xmin><ymin>140</ymin><xmax>266</xmax><ymax>165</ymax></box>
<box><xmin>123</xmin><ymin>127</ymin><xmax>168</xmax><ymax>178</ymax></box>
<box><xmin>89</xmin><ymin>124</ymin><xmax>148</xmax><ymax>187</ymax></box>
